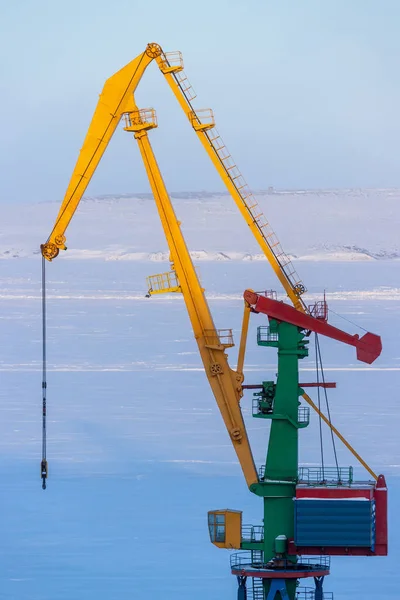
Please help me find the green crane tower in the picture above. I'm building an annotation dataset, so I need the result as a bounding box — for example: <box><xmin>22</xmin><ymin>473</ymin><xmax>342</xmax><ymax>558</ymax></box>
<box><xmin>208</xmin><ymin>291</ymin><xmax>386</xmax><ymax>600</ymax></box>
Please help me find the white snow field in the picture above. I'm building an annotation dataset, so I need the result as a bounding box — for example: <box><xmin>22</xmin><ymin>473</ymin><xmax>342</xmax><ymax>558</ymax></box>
<box><xmin>1</xmin><ymin>189</ymin><xmax>399</xmax><ymax>599</ymax></box>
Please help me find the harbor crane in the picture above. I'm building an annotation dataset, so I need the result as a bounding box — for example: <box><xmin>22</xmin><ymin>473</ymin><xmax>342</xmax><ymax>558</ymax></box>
<box><xmin>40</xmin><ymin>43</ymin><xmax>387</xmax><ymax>600</ymax></box>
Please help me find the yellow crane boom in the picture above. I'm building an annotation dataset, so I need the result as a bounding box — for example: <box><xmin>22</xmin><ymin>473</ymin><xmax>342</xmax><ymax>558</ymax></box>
<box><xmin>40</xmin><ymin>42</ymin><xmax>376</xmax><ymax>486</ymax></box>
<box><xmin>41</xmin><ymin>44</ymin><xmax>261</xmax><ymax>488</ymax></box>
<box><xmin>41</xmin><ymin>43</ymin><xmax>161</xmax><ymax>261</ymax></box>
<box><xmin>41</xmin><ymin>42</ymin><xmax>305</xmax><ymax>313</ymax></box>
<box><xmin>124</xmin><ymin>107</ymin><xmax>258</xmax><ymax>487</ymax></box>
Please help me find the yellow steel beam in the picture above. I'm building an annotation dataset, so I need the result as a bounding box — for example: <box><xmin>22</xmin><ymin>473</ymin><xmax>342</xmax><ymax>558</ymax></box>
<box><xmin>132</xmin><ymin>128</ymin><xmax>258</xmax><ymax>488</ymax></box>
<box><xmin>237</xmin><ymin>301</ymin><xmax>251</xmax><ymax>381</ymax></box>
<box><xmin>41</xmin><ymin>43</ymin><xmax>162</xmax><ymax>261</ymax></box>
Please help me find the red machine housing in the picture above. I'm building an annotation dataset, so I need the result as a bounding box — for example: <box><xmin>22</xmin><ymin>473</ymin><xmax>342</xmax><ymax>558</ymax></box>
<box><xmin>289</xmin><ymin>475</ymin><xmax>387</xmax><ymax>556</ymax></box>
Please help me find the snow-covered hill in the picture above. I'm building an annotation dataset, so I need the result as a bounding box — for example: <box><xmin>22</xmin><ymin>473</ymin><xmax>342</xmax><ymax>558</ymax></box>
<box><xmin>1</xmin><ymin>188</ymin><xmax>399</xmax><ymax>261</ymax></box>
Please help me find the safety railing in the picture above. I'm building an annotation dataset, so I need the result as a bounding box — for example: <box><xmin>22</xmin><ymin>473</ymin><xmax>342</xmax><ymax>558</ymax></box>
<box><xmin>255</xmin><ymin>289</ymin><xmax>278</xmax><ymax>300</ymax></box>
<box><xmin>146</xmin><ymin>270</ymin><xmax>181</xmax><ymax>295</ymax></box>
<box><xmin>123</xmin><ymin>108</ymin><xmax>157</xmax><ymax>132</ymax></box>
<box><xmin>253</xmin><ymin>403</ymin><xmax>309</xmax><ymax>426</ymax></box>
<box><xmin>230</xmin><ymin>552</ymin><xmax>330</xmax><ymax>571</ymax></box>
<box><xmin>242</xmin><ymin>525</ymin><xmax>264</xmax><ymax>543</ymax></box>
<box><xmin>189</xmin><ymin>108</ymin><xmax>215</xmax><ymax>131</ymax></box>
<box><xmin>308</xmin><ymin>300</ymin><xmax>328</xmax><ymax>321</ymax></box>
<box><xmin>297</xmin><ymin>466</ymin><xmax>354</xmax><ymax>486</ymax></box>
<box><xmin>230</xmin><ymin>551</ymin><xmax>263</xmax><ymax>570</ymax></box>
<box><xmin>298</xmin><ymin>406</ymin><xmax>310</xmax><ymax>426</ymax></box>
<box><xmin>204</xmin><ymin>328</ymin><xmax>234</xmax><ymax>348</ymax></box>
<box><xmin>257</xmin><ymin>326</ymin><xmax>279</xmax><ymax>344</ymax></box>
<box><xmin>297</xmin><ymin>556</ymin><xmax>331</xmax><ymax>569</ymax></box>
<box><xmin>296</xmin><ymin>588</ymin><xmax>334</xmax><ymax>600</ymax></box>
<box><xmin>159</xmin><ymin>50</ymin><xmax>184</xmax><ymax>72</ymax></box>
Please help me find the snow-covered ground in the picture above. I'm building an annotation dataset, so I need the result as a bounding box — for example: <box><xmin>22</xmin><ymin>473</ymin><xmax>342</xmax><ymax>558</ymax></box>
<box><xmin>1</xmin><ymin>191</ymin><xmax>399</xmax><ymax>599</ymax></box>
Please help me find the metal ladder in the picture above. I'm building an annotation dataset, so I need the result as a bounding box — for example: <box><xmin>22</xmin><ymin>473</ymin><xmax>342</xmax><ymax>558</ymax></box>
<box><xmin>248</xmin><ymin>578</ymin><xmax>264</xmax><ymax>600</ymax></box>
<box><xmin>158</xmin><ymin>52</ymin><xmax>306</xmax><ymax>299</ymax></box>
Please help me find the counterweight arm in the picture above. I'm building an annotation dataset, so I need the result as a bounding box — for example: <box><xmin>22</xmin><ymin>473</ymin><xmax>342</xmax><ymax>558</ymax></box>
<box><xmin>244</xmin><ymin>290</ymin><xmax>382</xmax><ymax>364</ymax></box>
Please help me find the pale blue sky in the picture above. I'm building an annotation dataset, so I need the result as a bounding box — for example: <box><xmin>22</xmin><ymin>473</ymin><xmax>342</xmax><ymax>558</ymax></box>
<box><xmin>1</xmin><ymin>0</ymin><xmax>399</xmax><ymax>203</ymax></box>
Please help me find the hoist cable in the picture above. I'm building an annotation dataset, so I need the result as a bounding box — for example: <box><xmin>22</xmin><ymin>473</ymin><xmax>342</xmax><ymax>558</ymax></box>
<box><xmin>328</xmin><ymin>307</ymin><xmax>368</xmax><ymax>333</ymax></box>
<box><xmin>41</xmin><ymin>256</ymin><xmax>48</xmax><ymax>490</ymax></box>
<box><xmin>314</xmin><ymin>334</ymin><xmax>325</xmax><ymax>479</ymax></box>
<box><xmin>315</xmin><ymin>334</ymin><xmax>340</xmax><ymax>479</ymax></box>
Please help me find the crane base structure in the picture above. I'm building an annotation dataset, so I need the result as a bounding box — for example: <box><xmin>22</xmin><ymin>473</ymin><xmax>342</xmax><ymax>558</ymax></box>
<box><xmin>208</xmin><ymin>296</ymin><xmax>387</xmax><ymax>600</ymax></box>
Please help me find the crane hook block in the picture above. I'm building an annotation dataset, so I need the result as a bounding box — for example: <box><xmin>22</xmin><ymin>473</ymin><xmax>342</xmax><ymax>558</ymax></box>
<box><xmin>41</xmin><ymin>459</ymin><xmax>48</xmax><ymax>490</ymax></box>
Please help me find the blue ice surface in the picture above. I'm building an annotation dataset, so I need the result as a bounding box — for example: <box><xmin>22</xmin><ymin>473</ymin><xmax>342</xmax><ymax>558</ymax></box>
<box><xmin>1</xmin><ymin>259</ymin><xmax>399</xmax><ymax>599</ymax></box>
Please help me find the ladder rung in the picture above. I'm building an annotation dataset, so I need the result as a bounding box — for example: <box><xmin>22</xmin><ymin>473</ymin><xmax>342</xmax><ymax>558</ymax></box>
<box><xmin>285</xmin><ymin>267</ymin><xmax>296</xmax><ymax>275</ymax></box>
<box><xmin>276</xmin><ymin>254</ymin><xmax>289</xmax><ymax>263</ymax></box>
<box><xmin>249</xmin><ymin>205</ymin><xmax>260</xmax><ymax>213</ymax></box>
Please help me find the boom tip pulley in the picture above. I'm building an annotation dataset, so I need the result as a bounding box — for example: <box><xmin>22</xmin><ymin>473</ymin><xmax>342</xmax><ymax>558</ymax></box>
<box><xmin>41</xmin><ymin>242</ymin><xmax>59</xmax><ymax>261</ymax></box>
<box><xmin>145</xmin><ymin>43</ymin><xmax>162</xmax><ymax>58</ymax></box>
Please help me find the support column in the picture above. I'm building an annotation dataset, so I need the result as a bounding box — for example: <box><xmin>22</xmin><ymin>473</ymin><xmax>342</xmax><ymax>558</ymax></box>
<box><xmin>314</xmin><ymin>576</ymin><xmax>325</xmax><ymax>600</ymax></box>
<box><xmin>260</xmin><ymin>320</ymin><xmax>309</xmax><ymax>600</ymax></box>
<box><xmin>237</xmin><ymin>575</ymin><xmax>247</xmax><ymax>600</ymax></box>
<box><xmin>265</xmin><ymin>579</ymin><xmax>289</xmax><ymax>599</ymax></box>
